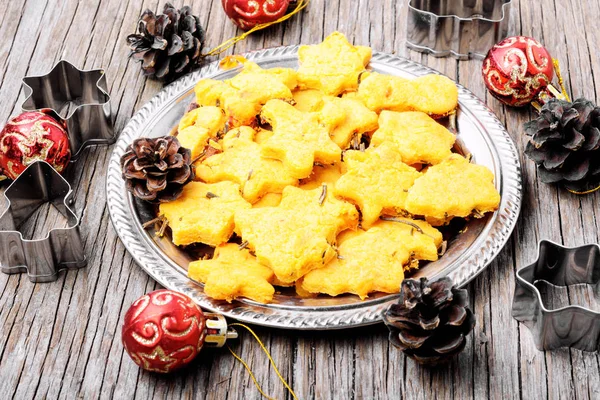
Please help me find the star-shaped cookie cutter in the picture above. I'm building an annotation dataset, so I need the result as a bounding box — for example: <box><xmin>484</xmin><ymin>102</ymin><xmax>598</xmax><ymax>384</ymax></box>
<box><xmin>512</xmin><ymin>240</ymin><xmax>600</xmax><ymax>351</ymax></box>
<box><xmin>21</xmin><ymin>60</ymin><xmax>115</xmax><ymax>160</ymax></box>
<box><xmin>0</xmin><ymin>161</ymin><xmax>86</xmax><ymax>282</ymax></box>
<box><xmin>406</xmin><ymin>0</ymin><xmax>512</xmax><ymax>60</ymax></box>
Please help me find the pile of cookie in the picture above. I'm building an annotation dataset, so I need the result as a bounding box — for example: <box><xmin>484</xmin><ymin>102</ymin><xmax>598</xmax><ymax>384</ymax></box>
<box><xmin>159</xmin><ymin>32</ymin><xmax>501</xmax><ymax>304</ymax></box>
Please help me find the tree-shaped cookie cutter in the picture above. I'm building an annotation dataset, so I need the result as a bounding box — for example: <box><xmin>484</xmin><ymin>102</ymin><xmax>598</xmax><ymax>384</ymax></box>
<box><xmin>0</xmin><ymin>161</ymin><xmax>86</xmax><ymax>282</ymax></box>
<box><xmin>407</xmin><ymin>0</ymin><xmax>512</xmax><ymax>60</ymax></box>
<box><xmin>512</xmin><ymin>240</ymin><xmax>600</xmax><ymax>351</ymax></box>
<box><xmin>21</xmin><ymin>60</ymin><xmax>115</xmax><ymax>160</ymax></box>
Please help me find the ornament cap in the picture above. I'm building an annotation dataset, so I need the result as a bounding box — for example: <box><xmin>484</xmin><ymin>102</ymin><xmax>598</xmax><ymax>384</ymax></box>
<box><xmin>204</xmin><ymin>312</ymin><xmax>238</xmax><ymax>347</ymax></box>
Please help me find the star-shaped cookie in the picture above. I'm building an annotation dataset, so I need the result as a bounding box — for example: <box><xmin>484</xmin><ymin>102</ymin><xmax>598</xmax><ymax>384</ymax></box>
<box><xmin>334</xmin><ymin>143</ymin><xmax>422</xmax><ymax>228</ymax></box>
<box><xmin>293</xmin><ymin>89</ymin><xmax>325</xmax><ymax>112</ymax></box>
<box><xmin>370</xmin><ymin>111</ymin><xmax>456</xmax><ymax>165</ymax></box>
<box><xmin>194</xmin><ymin>61</ymin><xmax>297</xmax><ymax>127</ymax></box>
<box><xmin>297</xmin><ymin>31</ymin><xmax>371</xmax><ymax>96</ymax></box>
<box><xmin>235</xmin><ymin>185</ymin><xmax>359</xmax><ymax>284</ymax></box>
<box><xmin>300</xmin><ymin>219</ymin><xmax>442</xmax><ymax>299</ymax></box>
<box><xmin>260</xmin><ymin>99</ymin><xmax>341</xmax><ymax>179</ymax></box>
<box><xmin>177</xmin><ymin>106</ymin><xmax>226</xmax><ymax>158</ymax></box>
<box><xmin>188</xmin><ymin>243</ymin><xmax>275</xmax><ymax>303</ymax></box>
<box><xmin>405</xmin><ymin>154</ymin><xmax>501</xmax><ymax>225</ymax></box>
<box><xmin>358</xmin><ymin>72</ymin><xmax>458</xmax><ymax>117</ymax></box>
<box><xmin>316</xmin><ymin>96</ymin><xmax>379</xmax><ymax>148</ymax></box>
<box><xmin>195</xmin><ymin>126</ymin><xmax>298</xmax><ymax>203</ymax></box>
<box><xmin>159</xmin><ymin>181</ymin><xmax>251</xmax><ymax>246</ymax></box>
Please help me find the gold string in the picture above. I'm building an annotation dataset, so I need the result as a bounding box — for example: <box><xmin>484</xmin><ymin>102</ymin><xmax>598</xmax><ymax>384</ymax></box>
<box><xmin>203</xmin><ymin>0</ymin><xmax>310</xmax><ymax>58</ymax></box>
<box><xmin>552</xmin><ymin>58</ymin><xmax>571</xmax><ymax>102</ymax></box>
<box><xmin>227</xmin><ymin>323</ymin><xmax>298</xmax><ymax>400</ymax></box>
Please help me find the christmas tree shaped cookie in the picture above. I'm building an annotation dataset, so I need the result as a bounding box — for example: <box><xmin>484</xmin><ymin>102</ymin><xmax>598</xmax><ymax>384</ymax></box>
<box><xmin>316</xmin><ymin>96</ymin><xmax>379</xmax><ymax>148</ymax></box>
<box><xmin>159</xmin><ymin>181</ymin><xmax>251</xmax><ymax>246</ymax></box>
<box><xmin>358</xmin><ymin>72</ymin><xmax>458</xmax><ymax>117</ymax></box>
<box><xmin>334</xmin><ymin>143</ymin><xmax>422</xmax><ymax>228</ymax></box>
<box><xmin>177</xmin><ymin>106</ymin><xmax>226</xmax><ymax>158</ymax></box>
<box><xmin>260</xmin><ymin>99</ymin><xmax>341</xmax><ymax>179</ymax></box>
<box><xmin>300</xmin><ymin>219</ymin><xmax>442</xmax><ymax>299</ymax></box>
<box><xmin>235</xmin><ymin>186</ymin><xmax>359</xmax><ymax>284</ymax></box>
<box><xmin>195</xmin><ymin>127</ymin><xmax>298</xmax><ymax>203</ymax></box>
<box><xmin>188</xmin><ymin>244</ymin><xmax>275</xmax><ymax>303</ymax></box>
<box><xmin>297</xmin><ymin>31</ymin><xmax>371</xmax><ymax>96</ymax></box>
<box><xmin>405</xmin><ymin>154</ymin><xmax>501</xmax><ymax>225</ymax></box>
<box><xmin>194</xmin><ymin>61</ymin><xmax>297</xmax><ymax>127</ymax></box>
<box><xmin>371</xmin><ymin>111</ymin><xmax>456</xmax><ymax>165</ymax></box>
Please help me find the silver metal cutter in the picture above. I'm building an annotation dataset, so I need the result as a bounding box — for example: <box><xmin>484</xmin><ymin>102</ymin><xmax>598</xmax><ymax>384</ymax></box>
<box><xmin>21</xmin><ymin>60</ymin><xmax>115</xmax><ymax>160</ymax></box>
<box><xmin>0</xmin><ymin>161</ymin><xmax>86</xmax><ymax>282</ymax></box>
<box><xmin>406</xmin><ymin>0</ymin><xmax>512</xmax><ymax>60</ymax></box>
<box><xmin>512</xmin><ymin>240</ymin><xmax>600</xmax><ymax>352</ymax></box>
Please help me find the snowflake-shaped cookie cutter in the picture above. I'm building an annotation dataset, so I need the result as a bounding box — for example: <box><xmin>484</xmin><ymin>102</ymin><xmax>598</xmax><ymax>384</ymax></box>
<box><xmin>512</xmin><ymin>240</ymin><xmax>600</xmax><ymax>351</ymax></box>
<box><xmin>0</xmin><ymin>161</ymin><xmax>86</xmax><ymax>282</ymax></box>
<box><xmin>21</xmin><ymin>59</ymin><xmax>115</xmax><ymax>160</ymax></box>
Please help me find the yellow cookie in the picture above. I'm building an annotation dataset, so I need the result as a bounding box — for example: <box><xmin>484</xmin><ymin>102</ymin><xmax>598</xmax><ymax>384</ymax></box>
<box><xmin>188</xmin><ymin>244</ymin><xmax>275</xmax><ymax>303</ymax></box>
<box><xmin>252</xmin><ymin>192</ymin><xmax>282</xmax><ymax>208</ymax></box>
<box><xmin>159</xmin><ymin>181</ymin><xmax>251</xmax><ymax>246</ymax></box>
<box><xmin>299</xmin><ymin>163</ymin><xmax>343</xmax><ymax>190</ymax></box>
<box><xmin>196</xmin><ymin>127</ymin><xmax>298</xmax><ymax>203</ymax></box>
<box><xmin>297</xmin><ymin>32</ymin><xmax>371</xmax><ymax>96</ymax></box>
<box><xmin>194</xmin><ymin>62</ymin><xmax>296</xmax><ymax>128</ymax></box>
<box><xmin>176</xmin><ymin>106</ymin><xmax>227</xmax><ymax>158</ymax></box>
<box><xmin>334</xmin><ymin>143</ymin><xmax>422</xmax><ymax>228</ymax></box>
<box><xmin>260</xmin><ymin>99</ymin><xmax>341</xmax><ymax>179</ymax></box>
<box><xmin>293</xmin><ymin>89</ymin><xmax>326</xmax><ymax>112</ymax></box>
<box><xmin>371</xmin><ymin>111</ymin><xmax>455</xmax><ymax>165</ymax></box>
<box><xmin>254</xmin><ymin>128</ymin><xmax>274</xmax><ymax>145</ymax></box>
<box><xmin>358</xmin><ymin>72</ymin><xmax>458</xmax><ymax>117</ymax></box>
<box><xmin>301</xmin><ymin>219</ymin><xmax>442</xmax><ymax>299</ymax></box>
<box><xmin>178</xmin><ymin>106</ymin><xmax>226</xmax><ymax>134</ymax></box>
<box><xmin>316</xmin><ymin>96</ymin><xmax>379</xmax><ymax>148</ymax></box>
<box><xmin>235</xmin><ymin>186</ymin><xmax>359</xmax><ymax>284</ymax></box>
<box><xmin>405</xmin><ymin>154</ymin><xmax>501</xmax><ymax>225</ymax></box>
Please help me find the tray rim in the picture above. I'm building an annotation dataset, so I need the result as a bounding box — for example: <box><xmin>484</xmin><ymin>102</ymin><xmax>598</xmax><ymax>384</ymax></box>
<box><xmin>106</xmin><ymin>45</ymin><xmax>522</xmax><ymax>330</ymax></box>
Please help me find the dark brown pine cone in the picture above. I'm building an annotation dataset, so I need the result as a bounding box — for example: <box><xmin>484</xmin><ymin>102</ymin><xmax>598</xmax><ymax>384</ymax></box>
<box><xmin>524</xmin><ymin>98</ymin><xmax>600</xmax><ymax>194</ymax></box>
<box><xmin>383</xmin><ymin>277</ymin><xmax>475</xmax><ymax>366</ymax></box>
<box><xmin>127</xmin><ymin>3</ymin><xmax>205</xmax><ymax>81</ymax></box>
<box><xmin>121</xmin><ymin>136</ymin><xmax>194</xmax><ymax>203</ymax></box>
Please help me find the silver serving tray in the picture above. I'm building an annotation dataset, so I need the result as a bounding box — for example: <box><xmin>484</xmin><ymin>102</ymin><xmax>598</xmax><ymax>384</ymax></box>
<box><xmin>107</xmin><ymin>46</ymin><xmax>522</xmax><ymax>330</ymax></box>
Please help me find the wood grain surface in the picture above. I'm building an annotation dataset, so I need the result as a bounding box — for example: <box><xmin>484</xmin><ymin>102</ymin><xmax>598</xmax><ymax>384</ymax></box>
<box><xmin>1</xmin><ymin>0</ymin><xmax>600</xmax><ymax>399</ymax></box>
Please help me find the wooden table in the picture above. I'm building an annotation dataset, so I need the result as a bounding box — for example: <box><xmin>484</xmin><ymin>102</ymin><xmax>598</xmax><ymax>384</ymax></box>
<box><xmin>1</xmin><ymin>0</ymin><xmax>600</xmax><ymax>398</ymax></box>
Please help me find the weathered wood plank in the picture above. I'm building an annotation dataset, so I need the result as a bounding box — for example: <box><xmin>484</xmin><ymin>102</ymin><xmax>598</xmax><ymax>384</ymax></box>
<box><xmin>2</xmin><ymin>0</ymin><xmax>600</xmax><ymax>399</ymax></box>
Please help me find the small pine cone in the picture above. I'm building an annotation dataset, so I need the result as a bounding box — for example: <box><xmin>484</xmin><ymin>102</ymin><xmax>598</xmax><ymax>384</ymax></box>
<box><xmin>524</xmin><ymin>98</ymin><xmax>600</xmax><ymax>194</ymax></box>
<box><xmin>383</xmin><ymin>277</ymin><xmax>475</xmax><ymax>366</ymax></box>
<box><xmin>127</xmin><ymin>3</ymin><xmax>205</xmax><ymax>81</ymax></box>
<box><xmin>121</xmin><ymin>136</ymin><xmax>194</xmax><ymax>203</ymax></box>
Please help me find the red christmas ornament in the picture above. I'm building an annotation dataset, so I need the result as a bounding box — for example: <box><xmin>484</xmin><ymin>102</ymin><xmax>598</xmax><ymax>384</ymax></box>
<box><xmin>122</xmin><ymin>289</ymin><xmax>207</xmax><ymax>373</ymax></box>
<box><xmin>0</xmin><ymin>111</ymin><xmax>71</xmax><ymax>180</ymax></box>
<box><xmin>222</xmin><ymin>0</ymin><xmax>291</xmax><ymax>30</ymax></box>
<box><xmin>482</xmin><ymin>36</ymin><xmax>554</xmax><ymax>107</ymax></box>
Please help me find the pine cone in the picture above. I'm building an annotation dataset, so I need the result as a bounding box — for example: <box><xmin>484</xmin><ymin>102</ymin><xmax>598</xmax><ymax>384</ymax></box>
<box><xmin>127</xmin><ymin>3</ymin><xmax>205</xmax><ymax>81</ymax></box>
<box><xmin>383</xmin><ymin>277</ymin><xmax>475</xmax><ymax>366</ymax></box>
<box><xmin>524</xmin><ymin>98</ymin><xmax>600</xmax><ymax>194</ymax></box>
<box><xmin>121</xmin><ymin>136</ymin><xmax>194</xmax><ymax>203</ymax></box>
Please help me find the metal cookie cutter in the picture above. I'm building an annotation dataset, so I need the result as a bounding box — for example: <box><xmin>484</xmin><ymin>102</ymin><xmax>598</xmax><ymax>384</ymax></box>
<box><xmin>21</xmin><ymin>60</ymin><xmax>115</xmax><ymax>160</ymax></box>
<box><xmin>0</xmin><ymin>161</ymin><xmax>86</xmax><ymax>282</ymax></box>
<box><xmin>512</xmin><ymin>240</ymin><xmax>600</xmax><ymax>352</ymax></box>
<box><xmin>407</xmin><ymin>0</ymin><xmax>512</xmax><ymax>60</ymax></box>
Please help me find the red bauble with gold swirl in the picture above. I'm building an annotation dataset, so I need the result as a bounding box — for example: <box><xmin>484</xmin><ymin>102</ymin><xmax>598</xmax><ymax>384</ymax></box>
<box><xmin>0</xmin><ymin>111</ymin><xmax>71</xmax><ymax>180</ymax></box>
<box><xmin>482</xmin><ymin>36</ymin><xmax>554</xmax><ymax>107</ymax></box>
<box><xmin>222</xmin><ymin>0</ymin><xmax>290</xmax><ymax>30</ymax></box>
<box><xmin>122</xmin><ymin>289</ymin><xmax>207</xmax><ymax>373</ymax></box>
